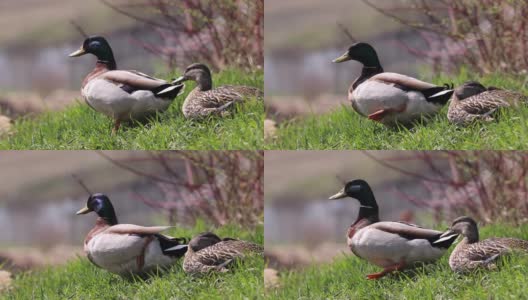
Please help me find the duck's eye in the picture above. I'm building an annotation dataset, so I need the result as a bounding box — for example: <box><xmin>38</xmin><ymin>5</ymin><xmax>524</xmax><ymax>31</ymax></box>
<box><xmin>92</xmin><ymin>199</ymin><xmax>104</xmax><ymax>212</ymax></box>
<box><xmin>89</xmin><ymin>41</ymin><xmax>101</xmax><ymax>49</ymax></box>
<box><xmin>347</xmin><ymin>185</ymin><xmax>362</xmax><ymax>193</ymax></box>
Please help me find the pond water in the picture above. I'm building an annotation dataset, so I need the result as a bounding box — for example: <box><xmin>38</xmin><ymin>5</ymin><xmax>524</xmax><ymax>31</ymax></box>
<box><xmin>0</xmin><ymin>28</ymin><xmax>165</xmax><ymax>93</ymax></box>
<box><xmin>0</xmin><ymin>182</ymin><xmax>171</xmax><ymax>247</ymax></box>
<box><xmin>265</xmin><ymin>31</ymin><xmax>428</xmax><ymax>96</ymax></box>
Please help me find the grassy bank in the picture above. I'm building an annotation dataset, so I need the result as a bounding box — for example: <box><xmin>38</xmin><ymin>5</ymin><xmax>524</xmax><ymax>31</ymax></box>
<box><xmin>267</xmin><ymin>222</ymin><xmax>528</xmax><ymax>299</ymax></box>
<box><xmin>266</xmin><ymin>71</ymin><xmax>528</xmax><ymax>150</ymax></box>
<box><xmin>0</xmin><ymin>69</ymin><xmax>263</xmax><ymax>150</ymax></box>
<box><xmin>3</xmin><ymin>222</ymin><xmax>264</xmax><ymax>300</ymax></box>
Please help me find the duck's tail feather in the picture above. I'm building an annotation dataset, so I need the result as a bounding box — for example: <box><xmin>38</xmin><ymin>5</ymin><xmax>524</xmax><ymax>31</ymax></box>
<box><xmin>423</xmin><ymin>83</ymin><xmax>455</xmax><ymax>105</ymax></box>
<box><xmin>155</xmin><ymin>83</ymin><xmax>185</xmax><ymax>99</ymax></box>
<box><xmin>506</xmin><ymin>238</ymin><xmax>528</xmax><ymax>252</ymax></box>
<box><xmin>156</xmin><ymin>234</ymin><xmax>189</xmax><ymax>257</ymax></box>
<box><xmin>433</xmin><ymin>231</ymin><xmax>459</xmax><ymax>249</ymax></box>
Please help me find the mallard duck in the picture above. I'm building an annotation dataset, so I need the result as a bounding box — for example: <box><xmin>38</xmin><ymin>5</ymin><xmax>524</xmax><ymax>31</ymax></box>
<box><xmin>76</xmin><ymin>193</ymin><xmax>188</xmax><ymax>276</ymax></box>
<box><xmin>440</xmin><ymin>216</ymin><xmax>528</xmax><ymax>273</ymax></box>
<box><xmin>69</xmin><ymin>36</ymin><xmax>185</xmax><ymax>133</ymax></box>
<box><xmin>172</xmin><ymin>63</ymin><xmax>263</xmax><ymax>119</ymax></box>
<box><xmin>328</xmin><ymin>179</ymin><xmax>458</xmax><ymax>279</ymax></box>
<box><xmin>332</xmin><ymin>42</ymin><xmax>453</xmax><ymax>125</ymax></box>
<box><xmin>443</xmin><ymin>81</ymin><xmax>528</xmax><ymax>126</ymax></box>
<box><xmin>182</xmin><ymin>232</ymin><xmax>263</xmax><ymax>275</ymax></box>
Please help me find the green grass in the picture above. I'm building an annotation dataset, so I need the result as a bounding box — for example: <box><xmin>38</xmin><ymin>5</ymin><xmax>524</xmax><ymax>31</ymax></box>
<box><xmin>0</xmin><ymin>69</ymin><xmax>263</xmax><ymax>150</ymax></box>
<box><xmin>266</xmin><ymin>71</ymin><xmax>528</xmax><ymax>150</ymax></box>
<box><xmin>3</xmin><ymin>222</ymin><xmax>264</xmax><ymax>300</ymax></box>
<box><xmin>268</xmin><ymin>222</ymin><xmax>528</xmax><ymax>299</ymax></box>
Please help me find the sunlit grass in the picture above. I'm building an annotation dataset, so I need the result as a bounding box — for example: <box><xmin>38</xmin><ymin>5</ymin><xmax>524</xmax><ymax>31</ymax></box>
<box><xmin>266</xmin><ymin>71</ymin><xmax>528</xmax><ymax>150</ymax></box>
<box><xmin>4</xmin><ymin>222</ymin><xmax>264</xmax><ymax>300</ymax></box>
<box><xmin>268</xmin><ymin>222</ymin><xmax>528</xmax><ymax>299</ymax></box>
<box><xmin>0</xmin><ymin>69</ymin><xmax>263</xmax><ymax>150</ymax></box>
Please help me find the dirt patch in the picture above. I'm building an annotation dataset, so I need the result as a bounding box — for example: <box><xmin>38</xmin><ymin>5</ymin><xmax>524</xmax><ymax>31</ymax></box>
<box><xmin>0</xmin><ymin>245</ymin><xmax>83</xmax><ymax>273</ymax></box>
<box><xmin>266</xmin><ymin>94</ymin><xmax>348</xmax><ymax>122</ymax></box>
<box><xmin>265</xmin><ymin>242</ymin><xmax>350</xmax><ymax>270</ymax></box>
<box><xmin>0</xmin><ymin>270</ymin><xmax>11</xmax><ymax>292</ymax></box>
<box><xmin>0</xmin><ymin>90</ymin><xmax>80</xmax><ymax>118</ymax></box>
<box><xmin>264</xmin><ymin>268</ymin><xmax>280</xmax><ymax>290</ymax></box>
<box><xmin>264</xmin><ymin>119</ymin><xmax>277</xmax><ymax>141</ymax></box>
<box><xmin>0</xmin><ymin>115</ymin><xmax>12</xmax><ymax>136</ymax></box>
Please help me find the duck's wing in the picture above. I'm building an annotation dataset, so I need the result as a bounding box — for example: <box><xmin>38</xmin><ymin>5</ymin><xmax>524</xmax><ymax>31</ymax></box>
<box><xmin>370</xmin><ymin>73</ymin><xmax>453</xmax><ymax>105</ymax></box>
<box><xmin>198</xmin><ymin>85</ymin><xmax>262</xmax><ymax>107</ymax></box>
<box><xmin>195</xmin><ymin>240</ymin><xmax>263</xmax><ymax>266</ymax></box>
<box><xmin>372</xmin><ymin>221</ymin><xmax>454</xmax><ymax>247</ymax></box>
<box><xmin>101</xmin><ymin>70</ymin><xmax>177</xmax><ymax>95</ymax></box>
<box><xmin>370</xmin><ymin>73</ymin><xmax>437</xmax><ymax>91</ymax></box>
<box><xmin>456</xmin><ymin>90</ymin><xmax>520</xmax><ymax>114</ymax></box>
<box><xmin>106</xmin><ymin>224</ymin><xmax>172</xmax><ymax>235</ymax></box>
<box><xmin>462</xmin><ymin>238</ymin><xmax>515</xmax><ymax>261</ymax></box>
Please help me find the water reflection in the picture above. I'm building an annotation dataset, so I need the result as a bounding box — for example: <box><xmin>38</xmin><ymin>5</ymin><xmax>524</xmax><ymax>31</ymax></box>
<box><xmin>0</xmin><ymin>28</ymin><xmax>164</xmax><ymax>93</ymax></box>
<box><xmin>265</xmin><ymin>31</ymin><xmax>427</xmax><ymax>96</ymax></box>
<box><xmin>0</xmin><ymin>182</ymin><xmax>164</xmax><ymax>247</ymax></box>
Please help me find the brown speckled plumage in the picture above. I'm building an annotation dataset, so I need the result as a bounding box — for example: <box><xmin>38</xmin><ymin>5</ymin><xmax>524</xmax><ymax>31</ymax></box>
<box><xmin>174</xmin><ymin>63</ymin><xmax>263</xmax><ymax>119</ymax></box>
<box><xmin>183</xmin><ymin>232</ymin><xmax>263</xmax><ymax>275</ymax></box>
<box><xmin>445</xmin><ymin>216</ymin><xmax>528</xmax><ymax>273</ymax></box>
<box><xmin>448</xmin><ymin>81</ymin><xmax>527</xmax><ymax>126</ymax></box>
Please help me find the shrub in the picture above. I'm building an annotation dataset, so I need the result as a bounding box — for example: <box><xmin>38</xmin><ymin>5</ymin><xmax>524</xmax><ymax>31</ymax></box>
<box><xmin>363</xmin><ymin>0</ymin><xmax>528</xmax><ymax>75</ymax></box>
<box><xmin>100</xmin><ymin>150</ymin><xmax>263</xmax><ymax>227</ymax></box>
<box><xmin>366</xmin><ymin>151</ymin><xmax>528</xmax><ymax>225</ymax></box>
<box><xmin>103</xmin><ymin>0</ymin><xmax>264</xmax><ymax>71</ymax></box>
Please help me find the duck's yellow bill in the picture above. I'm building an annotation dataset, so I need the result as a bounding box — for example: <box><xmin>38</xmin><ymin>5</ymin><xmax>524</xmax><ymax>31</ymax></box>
<box><xmin>332</xmin><ymin>52</ymin><xmax>351</xmax><ymax>63</ymax></box>
<box><xmin>76</xmin><ymin>206</ymin><xmax>91</xmax><ymax>215</ymax></box>
<box><xmin>69</xmin><ymin>47</ymin><xmax>86</xmax><ymax>57</ymax></box>
<box><xmin>329</xmin><ymin>188</ymin><xmax>347</xmax><ymax>200</ymax></box>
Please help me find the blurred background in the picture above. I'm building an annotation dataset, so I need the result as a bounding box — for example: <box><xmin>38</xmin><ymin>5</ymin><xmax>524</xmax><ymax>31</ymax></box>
<box><xmin>264</xmin><ymin>0</ymin><xmax>528</xmax><ymax>122</ymax></box>
<box><xmin>265</xmin><ymin>0</ymin><xmax>412</xmax><ymax>118</ymax></box>
<box><xmin>0</xmin><ymin>151</ymin><xmax>263</xmax><ymax>274</ymax></box>
<box><xmin>0</xmin><ymin>0</ymin><xmax>154</xmax><ymax>116</ymax></box>
<box><xmin>264</xmin><ymin>151</ymin><xmax>528</xmax><ymax>269</ymax></box>
<box><xmin>0</xmin><ymin>0</ymin><xmax>263</xmax><ymax>126</ymax></box>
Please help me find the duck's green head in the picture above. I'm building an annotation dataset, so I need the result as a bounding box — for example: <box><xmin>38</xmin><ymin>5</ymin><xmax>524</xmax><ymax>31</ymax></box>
<box><xmin>329</xmin><ymin>179</ymin><xmax>379</xmax><ymax>215</ymax></box>
<box><xmin>455</xmin><ymin>81</ymin><xmax>487</xmax><ymax>101</ymax></box>
<box><xmin>76</xmin><ymin>193</ymin><xmax>118</xmax><ymax>225</ymax></box>
<box><xmin>172</xmin><ymin>63</ymin><xmax>212</xmax><ymax>90</ymax></box>
<box><xmin>69</xmin><ymin>36</ymin><xmax>116</xmax><ymax>67</ymax></box>
<box><xmin>332</xmin><ymin>42</ymin><xmax>381</xmax><ymax>68</ymax></box>
<box><xmin>188</xmin><ymin>232</ymin><xmax>222</xmax><ymax>252</ymax></box>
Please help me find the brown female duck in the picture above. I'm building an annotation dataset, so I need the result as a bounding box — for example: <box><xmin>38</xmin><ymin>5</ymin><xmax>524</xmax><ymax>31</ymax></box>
<box><xmin>182</xmin><ymin>232</ymin><xmax>263</xmax><ymax>275</ymax></box>
<box><xmin>440</xmin><ymin>216</ymin><xmax>528</xmax><ymax>273</ymax></box>
<box><xmin>172</xmin><ymin>63</ymin><xmax>263</xmax><ymax>119</ymax></box>
<box><xmin>445</xmin><ymin>81</ymin><xmax>527</xmax><ymax>126</ymax></box>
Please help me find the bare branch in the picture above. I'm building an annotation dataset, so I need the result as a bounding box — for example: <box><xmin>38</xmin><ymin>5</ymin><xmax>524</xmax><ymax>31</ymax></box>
<box><xmin>70</xmin><ymin>20</ymin><xmax>89</xmax><ymax>39</ymax></box>
<box><xmin>71</xmin><ymin>174</ymin><xmax>93</xmax><ymax>195</ymax></box>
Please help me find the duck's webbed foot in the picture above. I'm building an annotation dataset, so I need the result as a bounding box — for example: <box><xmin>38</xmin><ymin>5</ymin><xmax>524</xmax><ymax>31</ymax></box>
<box><xmin>366</xmin><ymin>262</ymin><xmax>406</xmax><ymax>280</ymax></box>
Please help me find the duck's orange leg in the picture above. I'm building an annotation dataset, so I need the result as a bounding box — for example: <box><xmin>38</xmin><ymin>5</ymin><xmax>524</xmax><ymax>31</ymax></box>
<box><xmin>366</xmin><ymin>261</ymin><xmax>406</xmax><ymax>280</ymax></box>
<box><xmin>368</xmin><ymin>104</ymin><xmax>407</xmax><ymax>122</ymax></box>
<box><xmin>112</xmin><ymin>119</ymin><xmax>121</xmax><ymax>135</ymax></box>
<box><xmin>136</xmin><ymin>235</ymin><xmax>154</xmax><ymax>271</ymax></box>
<box><xmin>367</xmin><ymin>109</ymin><xmax>389</xmax><ymax>122</ymax></box>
